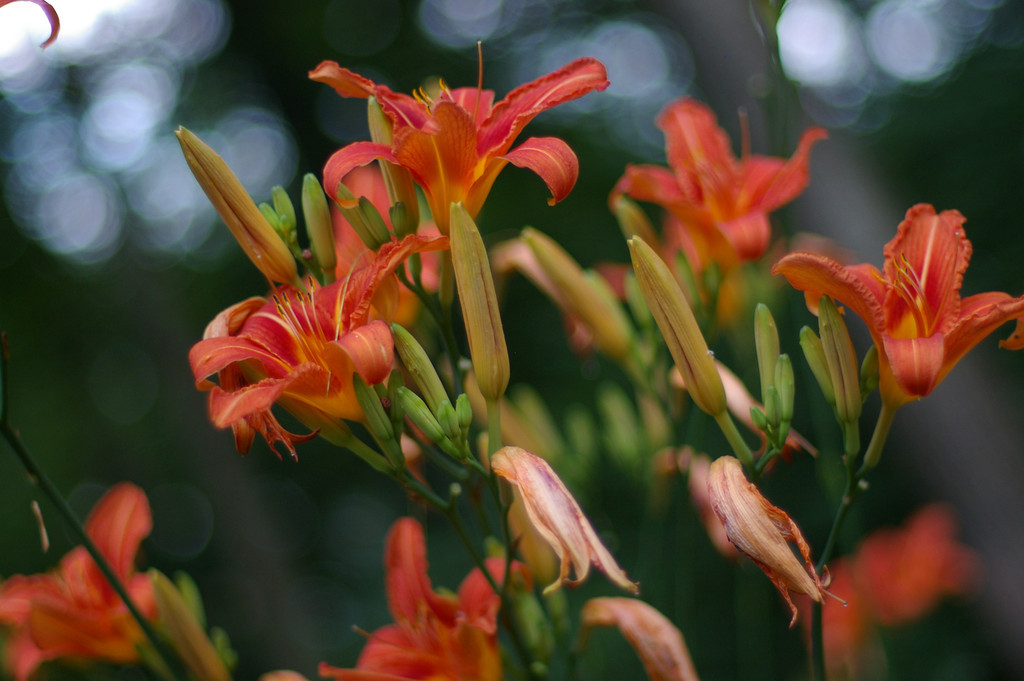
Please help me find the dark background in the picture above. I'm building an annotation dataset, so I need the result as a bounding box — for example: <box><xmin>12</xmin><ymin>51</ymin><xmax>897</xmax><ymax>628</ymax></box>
<box><xmin>2</xmin><ymin>0</ymin><xmax>1024</xmax><ymax>679</ymax></box>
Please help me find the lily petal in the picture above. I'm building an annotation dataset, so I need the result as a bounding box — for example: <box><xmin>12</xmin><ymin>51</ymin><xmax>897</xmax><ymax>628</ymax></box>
<box><xmin>479</xmin><ymin>57</ymin><xmax>609</xmax><ymax>155</ymax></box>
<box><xmin>85</xmin><ymin>483</ymin><xmax>152</xmax><ymax>582</ymax></box>
<box><xmin>503</xmin><ymin>136</ymin><xmax>579</xmax><ymax>206</ymax></box>
<box><xmin>0</xmin><ymin>0</ymin><xmax>59</xmax><ymax>48</ymax></box>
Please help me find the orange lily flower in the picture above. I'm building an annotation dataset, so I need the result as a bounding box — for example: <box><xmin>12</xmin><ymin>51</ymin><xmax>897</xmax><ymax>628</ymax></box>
<box><xmin>309</xmin><ymin>58</ymin><xmax>609</xmax><ymax>233</ymax></box>
<box><xmin>773</xmin><ymin>203</ymin><xmax>1024</xmax><ymax>407</ymax></box>
<box><xmin>0</xmin><ymin>483</ymin><xmax>156</xmax><ymax>681</ymax></box>
<box><xmin>189</xmin><ymin>233</ymin><xmax>448</xmax><ymax>457</ymax></box>
<box><xmin>0</xmin><ymin>0</ymin><xmax>60</xmax><ymax>47</ymax></box>
<box><xmin>611</xmin><ymin>98</ymin><xmax>826</xmax><ymax>271</ymax></box>
<box><xmin>319</xmin><ymin>517</ymin><xmax>527</xmax><ymax>681</ymax></box>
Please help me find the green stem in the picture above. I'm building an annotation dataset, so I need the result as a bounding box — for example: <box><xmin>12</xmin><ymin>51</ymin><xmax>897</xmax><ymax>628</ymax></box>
<box><xmin>810</xmin><ymin>405</ymin><xmax>897</xmax><ymax>681</ymax></box>
<box><xmin>856</xmin><ymin>401</ymin><xmax>897</xmax><ymax>477</ymax></box>
<box><xmin>715</xmin><ymin>410</ymin><xmax>755</xmax><ymax>472</ymax></box>
<box><xmin>0</xmin><ymin>339</ymin><xmax>187</xmax><ymax>681</ymax></box>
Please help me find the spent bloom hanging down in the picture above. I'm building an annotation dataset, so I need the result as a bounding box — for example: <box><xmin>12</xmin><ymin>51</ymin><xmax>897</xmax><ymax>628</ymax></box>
<box><xmin>491</xmin><ymin>446</ymin><xmax>638</xmax><ymax>595</ymax></box>
<box><xmin>611</xmin><ymin>98</ymin><xmax>826</xmax><ymax>273</ymax></box>
<box><xmin>0</xmin><ymin>484</ymin><xmax>156</xmax><ymax>681</ymax></box>
<box><xmin>319</xmin><ymin>517</ymin><xmax>528</xmax><ymax>681</ymax></box>
<box><xmin>707</xmin><ymin>456</ymin><xmax>830</xmax><ymax>625</ymax></box>
<box><xmin>774</xmin><ymin>204</ymin><xmax>1024</xmax><ymax>407</ymax></box>
<box><xmin>580</xmin><ymin>598</ymin><xmax>701</xmax><ymax>681</ymax></box>
<box><xmin>180</xmin><ymin>129</ymin><xmax>448</xmax><ymax>457</ymax></box>
<box><xmin>309</xmin><ymin>57</ymin><xmax>609</xmax><ymax>233</ymax></box>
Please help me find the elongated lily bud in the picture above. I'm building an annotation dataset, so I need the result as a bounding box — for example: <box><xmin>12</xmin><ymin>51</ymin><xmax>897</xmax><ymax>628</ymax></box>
<box><xmin>707</xmin><ymin>456</ymin><xmax>830</xmax><ymax>626</ymax></box>
<box><xmin>629</xmin><ymin>237</ymin><xmax>725</xmax><ymax>417</ymax></box>
<box><xmin>818</xmin><ymin>296</ymin><xmax>861</xmax><ymax>425</ymax></box>
<box><xmin>352</xmin><ymin>374</ymin><xmax>396</xmax><ymax>447</ymax></box>
<box><xmin>150</xmin><ymin>570</ymin><xmax>232</xmax><ymax>681</ymax></box>
<box><xmin>176</xmin><ymin>127</ymin><xmax>299</xmax><ymax>287</ymax></box>
<box><xmin>580</xmin><ymin>598</ymin><xmax>700</xmax><ymax>681</ymax></box>
<box><xmin>754</xmin><ymin>303</ymin><xmax>779</xmax><ymax>401</ymax></box>
<box><xmin>450</xmin><ymin>203</ymin><xmax>509</xmax><ymax>401</ymax></box>
<box><xmin>397</xmin><ymin>385</ymin><xmax>446</xmax><ymax>443</ymax></box>
<box><xmin>522</xmin><ymin>228</ymin><xmax>633</xmax><ymax>363</ymax></box>
<box><xmin>491</xmin><ymin>446</ymin><xmax>638</xmax><ymax>595</ymax></box>
<box><xmin>368</xmin><ymin>97</ymin><xmax>420</xmax><ymax>236</ymax></box>
<box><xmin>611</xmin><ymin>195</ymin><xmax>658</xmax><ymax>246</ymax></box>
<box><xmin>333</xmin><ymin>183</ymin><xmax>390</xmax><ymax>249</ymax></box>
<box><xmin>799</xmin><ymin>326</ymin><xmax>835</xmax><ymax>407</ymax></box>
<box><xmin>391</xmin><ymin>323</ymin><xmax>450</xmax><ymax>413</ymax></box>
<box><xmin>301</xmin><ymin>173</ymin><xmax>336</xmax><ymax>279</ymax></box>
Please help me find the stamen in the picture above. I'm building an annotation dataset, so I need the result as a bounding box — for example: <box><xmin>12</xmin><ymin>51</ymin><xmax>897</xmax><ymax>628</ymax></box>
<box><xmin>473</xmin><ymin>40</ymin><xmax>483</xmax><ymax>122</ymax></box>
<box><xmin>738</xmin><ymin>107</ymin><xmax>750</xmax><ymax>159</ymax></box>
<box><xmin>891</xmin><ymin>252</ymin><xmax>934</xmax><ymax>334</ymax></box>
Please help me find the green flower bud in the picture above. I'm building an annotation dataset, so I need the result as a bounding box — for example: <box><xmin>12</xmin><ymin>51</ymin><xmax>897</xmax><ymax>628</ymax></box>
<box><xmin>860</xmin><ymin>345</ymin><xmax>880</xmax><ymax>400</ymax></box>
<box><xmin>333</xmin><ymin>183</ymin><xmax>389</xmax><ymax>249</ymax></box>
<box><xmin>301</xmin><ymin>173</ymin><xmax>336</xmax><ymax>279</ymax></box>
<box><xmin>754</xmin><ymin>303</ymin><xmax>780</xmax><ymax>401</ymax></box>
<box><xmin>397</xmin><ymin>386</ymin><xmax>446</xmax><ymax>443</ymax></box>
<box><xmin>799</xmin><ymin>326</ymin><xmax>835</xmax><ymax>407</ymax></box>
<box><xmin>818</xmin><ymin>296</ymin><xmax>861</xmax><ymax>424</ymax></box>
<box><xmin>392</xmin><ymin>324</ymin><xmax>450</xmax><ymax>413</ymax></box>
<box><xmin>353</xmin><ymin>374</ymin><xmax>395</xmax><ymax>447</ymax></box>
<box><xmin>437</xmin><ymin>399</ymin><xmax>461</xmax><ymax>442</ymax></box>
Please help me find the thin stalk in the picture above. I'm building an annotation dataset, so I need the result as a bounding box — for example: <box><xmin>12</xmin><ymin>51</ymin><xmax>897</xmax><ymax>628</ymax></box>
<box><xmin>715</xmin><ymin>410</ymin><xmax>755</xmax><ymax>472</ymax></box>
<box><xmin>810</xmin><ymin>405</ymin><xmax>898</xmax><ymax>681</ymax></box>
<box><xmin>0</xmin><ymin>338</ymin><xmax>187</xmax><ymax>681</ymax></box>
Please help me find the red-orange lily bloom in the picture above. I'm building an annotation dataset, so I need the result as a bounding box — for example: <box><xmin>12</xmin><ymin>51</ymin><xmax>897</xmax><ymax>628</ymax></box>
<box><xmin>319</xmin><ymin>517</ymin><xmax>527</xmax><ymax>681</ymax></box>
<box><xmin>189</xmin><ymin>233</ymin><xmax>448</xmax><ymax>457</ymax></box>
<box><xmin>774</xmin><ymin>203</ymin><xmax>1024</xmax><ymax>407</ymax></box>
<box><xmin>611</xmin><ymin>98</ymin><xmax>826</xmax><ymax>271</ymax></box>
<box><xmin>0</xmin><ymin>483</ymin><xmax>156</xmax><ymax>681</ymax></box>
<box><xmin>309</xmin><ymin>58</ymin><xmax>609</xmax><ymax>233</ymax></box>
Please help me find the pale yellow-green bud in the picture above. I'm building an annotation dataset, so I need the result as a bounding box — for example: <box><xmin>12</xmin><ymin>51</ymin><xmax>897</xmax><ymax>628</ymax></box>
<box><xmin>301</xmin><ymin>173</ymin><xmax>336</xmax><ymax>279</ymax></box>
<box><xmin>391</xmin><ymin>323</ymin><xmax>450</xmax><ymax>413</ymax></box>
<box><xmin>799</xmin><ymin>326</ymin><xmax>835</xmax><ymax>407</ymax></box>
<box><xmin>628</xmin><ymin>237</ymin><xmax>725</xmax><ymax>417</ymax></box>
<box><xmin>522</xmin><ymin>228</ymin><xmax>633</xmax><ymax>363</ymax></box>
<box><xmin>333</xmin><ymin>183</ymin><xmax>390</xmax><ymax>249</ymax></box>
<box><xmin>150</xmin><ymin>570</ymin><xmax>232</xmax><ymax>681</ymax></box>
<box><xmin>611</xmin><ymin>195</ymin><xmax>658</xmax><ymax>245</ymax></box>
<box><xmin>368</xmin><ymin>97</ymin><xmax>420</xmax><ymax>235</ymax></box>
<box><xmin>818</xmin><ymin>296</ymin><xmax>861</xmax><ymax>425</ymax></box>
<box><xmin>450</xmin><ymin>203</ymin><xmax>509</xmax><ymax>401</ymax></box>
<box><xmin>754</xmin><ymin>303</ymin><xmax>780</xmax><ymax>401</ymax></box>
<box><xmin>176</xmin><ymin>127</ymin><xmax>299</xmax><ymax>287</ymax></box>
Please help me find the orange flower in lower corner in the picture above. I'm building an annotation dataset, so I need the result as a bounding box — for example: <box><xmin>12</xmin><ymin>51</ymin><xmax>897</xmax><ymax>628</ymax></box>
<box><xmin>774</xmin><ymin>204</ymin><xmax>1024</xmax><ymax>407</ymax></box>
<box><xmin>0</xmin><ymin>484</ymin><xmax>156</xmax><ymax>681</ymax></box>
<box><xmin>319</xmin><ymin>517</ymin><xmax>527</xmax><ymax>681</ymax></box>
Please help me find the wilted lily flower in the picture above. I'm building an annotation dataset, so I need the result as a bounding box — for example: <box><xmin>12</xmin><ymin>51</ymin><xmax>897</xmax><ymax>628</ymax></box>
<box><xmin>0</xmin><ymin>484</ymin><xmax>156</xmax><ymax>681</ymax></box>
<box><xmin>319</xmin><ymin>517</ymin><xmax>525</xmax><ymax>681</ymax></box>
<box><xmin>707</xmin><ymin>456</ymin><xmax>829</xmax><ymax>625</ymax></box>
<box><xmin>774</xmin><ymin>204</ymin><xmax>1024</xmax><ymax>407</ymax></box>
<box><xmin>580</xmin><ymin>598</ymin><xmax>700</xmax><ymax>681</ymax></box>
<box><xmin>190</xmin><ymin>234</ymin><xmax>448</xmax><ymax>458</ymax></box>
<box><xmin>309</xmin><ymin>58</ymin><xmax>609</xmax><ymax>233</ymax></box>
<box><xmin>491</xmin><ymin>446</ymin><xmax>638</xmax><ymax>595</ymax></box>
<box><xmin>612</xmin><ymin>98</ymin><xmax>825</xmax><ymax>271</ymax></box>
